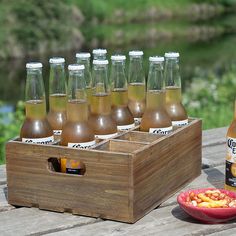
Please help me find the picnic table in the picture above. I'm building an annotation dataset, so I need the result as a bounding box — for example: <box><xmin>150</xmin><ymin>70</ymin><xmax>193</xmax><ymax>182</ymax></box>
<box><xmin>0</xmin><ymin>127</ymin><xmax>235</xmax><ymax>236</ymax></box>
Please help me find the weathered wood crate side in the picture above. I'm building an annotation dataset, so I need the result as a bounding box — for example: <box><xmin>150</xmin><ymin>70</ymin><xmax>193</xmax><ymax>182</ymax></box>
<box><xmin>6</xmin><ymin>142</ymin><xmax>134</xmax><ymax>222</ymax></box>
<box><xmin>131</xmin><ymin>119</ymin><xmax>202</xmax><ymax>222</ymax></box>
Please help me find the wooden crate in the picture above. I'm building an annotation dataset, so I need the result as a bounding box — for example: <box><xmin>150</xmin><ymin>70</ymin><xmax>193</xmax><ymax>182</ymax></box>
<box><xmin>6</xmin><ymin>118</ymin><xmax>202</xmax><ymax>223</ymax></box>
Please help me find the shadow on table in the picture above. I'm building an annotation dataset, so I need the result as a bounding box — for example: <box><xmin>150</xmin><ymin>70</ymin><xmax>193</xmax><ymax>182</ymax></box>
<box><xmin>203</xmin><ymin>167</ymin><xmax>224</xmax><ymax>189</ymax></box>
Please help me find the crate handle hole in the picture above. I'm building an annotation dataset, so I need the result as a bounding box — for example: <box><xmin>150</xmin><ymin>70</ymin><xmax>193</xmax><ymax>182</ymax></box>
<box><xmin>48</xmin><ymin>158</ymin><xmax>86</xmax><ymax>176</ymax></box>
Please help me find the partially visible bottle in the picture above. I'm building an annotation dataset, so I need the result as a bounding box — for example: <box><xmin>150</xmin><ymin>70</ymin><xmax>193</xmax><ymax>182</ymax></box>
<box><xmin>47</xmin><ymin>57</ymin><xmax>67</xmax><ymax>138</ymax></box>
<box><xmin>76</xmin><ymin>53</ymin><xmax>93</xmax><ymax>108</ymax></box>
<box><xmin>20</xmin><ymin>62</ymin><xmax>54</xmax><ymax>144</ymax></box>
<box><xmin>128</xmin><ymin>50</ymin><xmax>146</xmax><ymax>124</ymax></box>
<box><xmin>92</xmin><ymin>48</ymin><xmax>107</xmax><ymax>60</ymax></box>
<box><xmin>61</xmin><ymin>64</ymin><xmax>95</xmax><ymax>174</ymax></box>
<box><xmin>89</xmin><ymin>60</ymin><xmax>117</xmax><ymax>139</ymax></box>
<box><xmin>164</xmin><ymin>52</ymin><xmax>188</xmax><ymax>127</ymax></box>
<box><xmin>140</xmin><ymin>56</ymin><xmax>172</xmax><ymax>134</ymax></box>
<box><xmin>225</xmin><ymin>101</ymin><xmax>236</xmax><ymax>191</ymax></box>
<box><xmin>110</xmin><ymin>55</ymin><xmax>134</xmax><ymax>131</ymax></box>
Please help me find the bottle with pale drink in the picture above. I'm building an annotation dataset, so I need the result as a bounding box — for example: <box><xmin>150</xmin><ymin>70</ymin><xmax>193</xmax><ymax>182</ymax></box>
<box><xmin>164</xmin><ymin>52</ymin><xmax>188</xmax><ymax>126</ymax></box>
<box><xmin>88</xmin><ymin>60</ymin><xmax>117</xmax><ymax>139</ymax></box>
<box><xmin>20</xmin><ymin>62</ymin><xmax>54</xmax><ymax>144</ymax></box>
<box><xmin>60</xmin><ymin>64</ymin><xmax>95</xmax><ymax>174</ymax></box>
<box><xmin>110</xmin><ymin>55</ymin><xmax>135</xmax><ymax>131</ymax></box>
<box><xmin>76</xmin><ymin>53</ymin><xmax>93</xmax><ymax>109</ymax></box>
<box><xmin>140</xmin><ymin>56</ymin><xmax>172</xmax><ymax>134</ymax></box>
<box><xmin>225</xmin><ymin>101</ymin><xmax>236</xmax><ymax>191</ymax></box>
<box><xmin>47</xmin><ymin>57</ymin><xmax>67</xmax><ymax>138</ymax></box>
<box><xmin>128</xmin><ymin>50</ymin><xmax>146</xmax><ymax>124</ymax></box>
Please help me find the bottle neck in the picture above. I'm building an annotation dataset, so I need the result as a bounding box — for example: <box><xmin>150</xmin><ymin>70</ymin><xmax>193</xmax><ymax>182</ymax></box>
<box><xmin>128</xmin><ymin>57</ymin><xmax>145</xmax><ymax>84</ymax></box>
<box><xmin>76</xmin><ymin>58</ymin><xmax>92</xmax><ymax>88</ymax></box>
<box><xmin>164</xmin><ymin>58</ymin><xmax>181</xmax><ymax>88</ymax></box>
<box><xmin>67</xmin><ymin>99</ymin><xmax>88</xmax><ymax>122</ymax></box>
<box><xmin>25</xmin><ymin>99</ymin><xmax>47</xmax><ymax>119</ymax></box>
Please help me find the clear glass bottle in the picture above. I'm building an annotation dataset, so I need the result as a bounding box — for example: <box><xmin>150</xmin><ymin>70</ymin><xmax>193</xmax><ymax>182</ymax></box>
<box><xmin>20</xmin><ymin>62</ymin><xmax>54</xmax><ymax>144</ymax></box>
<box><xmin>164</xmin><ymin>52</ymin><xmax>188</xmax><ymax>126</ymax></box>
<box><xmin>88</xmin><ymin>60</ymin><xmax>117</xmax><ymax>139</ymax></box>
<box><xmin>60</xmin><ymin>64</ymin><xmax>95</xmax><ymax>174</ymax></box>
<box><xmin>128</xmin><ymin>50</ymin><xmax>146</xmax><ymax>124</ymax></box>
<box><xmin>76</xmin><ymin>53</ymin><xmax>93</xmax><ymax>108</ymax></box>
<box><xmin>141</xmin><ymin>56</ymin><xmax>172</xmax><ymax>134</ymax></box>
<box><xmin>225</xmin><ymin>100</ymin><xmax>236</xmax><ymax>191</ymax></box>
<box><xmin>110</xmin><ymin>55</ymin><xmax>134</xmax><ymax>131</ymax></box>
<box><xmin>92</xmin><ymin>48</ymin><xmax>107</xmax><ymax>60</ymax></box>
<box><xmin>47</xmin><ymin>57</ymin><xmax>67</xmax><ymax>138</ymax></box>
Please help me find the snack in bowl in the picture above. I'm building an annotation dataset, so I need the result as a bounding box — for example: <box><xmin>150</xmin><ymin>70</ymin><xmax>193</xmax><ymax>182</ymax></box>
<box><xmin>177</xmin><ymin>188</ymin><xmax>236</xmax><ymax>223</ymax></box>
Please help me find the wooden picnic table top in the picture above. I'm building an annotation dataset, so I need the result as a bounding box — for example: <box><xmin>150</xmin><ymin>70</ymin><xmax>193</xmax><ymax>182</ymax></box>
<box><xmin>0</xmin><ymin>126</ymin><xmax>235</xmax><ymax>236</ymax></box>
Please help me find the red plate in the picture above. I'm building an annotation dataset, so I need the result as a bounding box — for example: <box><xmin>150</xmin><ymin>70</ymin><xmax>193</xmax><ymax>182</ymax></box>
<box><xmin>177</xmin><ymin>188</ymin><xmax>236</xmax><ymax>223</ymax></box>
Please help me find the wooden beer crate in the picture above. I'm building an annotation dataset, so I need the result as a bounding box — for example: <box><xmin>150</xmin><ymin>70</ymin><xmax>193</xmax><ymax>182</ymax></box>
<box><xmin>6</xmin><ymin>118</ymin><xmax>202</xmax><ymax>223</ymax></box>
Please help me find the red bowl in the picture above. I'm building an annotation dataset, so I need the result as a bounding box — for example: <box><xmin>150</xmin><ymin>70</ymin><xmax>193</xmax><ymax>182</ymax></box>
<box><xmin>177</xmin><ymin>188</ymin><xmax>236</xmax><ymax>223</ymax></box>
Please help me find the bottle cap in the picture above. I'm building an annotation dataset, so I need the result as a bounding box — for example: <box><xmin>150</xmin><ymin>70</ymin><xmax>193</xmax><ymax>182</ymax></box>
<box><xmin>93</xmin><ymin>60</ymin><xmax>109</xmax><ymax>65</ymax></box>
<box><xmin>129</xmin><ymin>51</ymin><xmax>143</xmax><ymax>57</ymax></box>
<box><xmin>92</xmin><ymin>49</ymin><xmax>107</xmax><ymax>55</ymax></box>
<box><xmin>26</xmin><ymin>62</ymin><xmax>43</xmax><ymax>69</ymax></box>
<box><xmin>76</xmin><ymin>53</ymin><xmax>91</xmax><ymax>59</ymax></box>
<box><xmin>49</xmin><ymin>57</ymin><xmax>65</xmax><ymax>64</ymax></box>
<box><xmin>164</xmin><ymin>52</ymin><xmax>179</xmax><ymax>58</ymax></box>
<box><xmin>111</xmin><ymin>55</ymin><xmax>126</xmax><ymax>61</ymax></box>
<box><xmin>149</xmin><ymin>56</ymin><xmax>164</xmax><ymax>63</ymax></box>
<box><xmin>68</xmin><ymin>64</ymin><xmax>85</xmax><ymax>71</ymax></box>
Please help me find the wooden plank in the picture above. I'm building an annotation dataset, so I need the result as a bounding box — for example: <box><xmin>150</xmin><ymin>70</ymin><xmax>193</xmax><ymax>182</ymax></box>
<box><xmin>0</xmin><ymin>208</ymin><xmax>100</xmax><ymax>236</ymax></box>
<box><xmin>0</xmin><ymin>184</ymin><xmax>14</xmax><ymax>212</ymax></box>
<box><xmin>202</xmin><ymin>143</ymin><xmax>225</xmax><ymax>168</ymax></box>
<box><xmin>44</xmin><ymin>205</ymin><xmax>236</xmax><ymax>236</ymax></box>
<box><xmin>0</xmin><ymin>165</ymin><xmax>6</xmax><ymax>185</ymax></box>
<box><xmin>160</xmin><ymin>165</ymin><xmax>224</xmax><ymax>208</ymax></box>
<box><xmin>202</xmin><ymin>126</ymin><xmax>227</xmax><ymax>147</ymax></box>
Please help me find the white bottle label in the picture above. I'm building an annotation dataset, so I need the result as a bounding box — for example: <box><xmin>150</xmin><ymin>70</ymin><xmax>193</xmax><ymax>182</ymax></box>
<box><xmin>149</xmin><ymin>126</ymin><xmax>172</xmax><ymax>135</ymax></box>
<box><xmin>172</xmin><ymin>119</ymin><xmax>188</xmax><ymax>127</ymax></box>
<box><xmin>22</xmin><ymin>136</ymin><xmax>54</xmax><ymax>145</ymax></box>
<box><xmin>68</xmin><ymin>140</ymin><xmax>96</xmax><ymax>149</ymax></box>
<box><xmin>95</xmin><ymin>133</ymin><xmax>118</xmax><ymax>139</ymax></box>
<box><xmin>227</xmin><ymin>137</ymin><xmax>236</xmax><ymax>161</ymax></box>
<box><xmin>117</xmin><ymin>123</ymin><xmax>135</xmax><ymax>131</ymax></box>
<box><xmin>53</xmin><ymin>130</ymin><xmax>62</xmax><ymax>135</ymax></box>
<box><xmin>134</xmin><ymin>118</ymin><xmax>141</xmax><ymax>125</ymax></box>
<box><xmin>226</xmin><ymin>137</ymin><xmax>236</xmax><ymax>187</ymax></box>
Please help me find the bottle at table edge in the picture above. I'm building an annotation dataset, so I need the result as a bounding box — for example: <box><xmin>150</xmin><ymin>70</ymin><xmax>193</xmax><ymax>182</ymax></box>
<box><xmin>140</xmin><ymin>56</ymin><xmax>172</xmax><ymax>134</ymax></box>
<box><xmin>20</xmin><ymin>62</ymin><xmax>54</xmax><ymax>144</ymax></box>
<box><xmin>128</xmin><ymin>50</ymin><xmax>146</xmax><ymax>125</ymax></box>
<box><xmin>225</xmin><ymin>100</ymin><xmax>236</xmax><ymax>191</ymax></box>
<box><xmin>110</xmin><ymin>55</ymin><xmax>135</xmax><ymax>131</ymax></box>
<box><xmin>76</xmin><ymin>52</ymin><xmax>93</xmax><ymax>109</ymax></box>
<box><xmin>88</xmin><ymin>59</ymin><xmax>117</xmax><ymax>139</ymax></box>
<box><xmin>60</xmin><ymin>64</ymin><xmax>95</xmax><ymax>174</ymax></box>
<box><xmin>164</xmin><ymin>52</ymin><xmax>188</xmax><ymax>127</ymax></box>
<box><xmin>47</xmin><ymin>57</ymin><xmax>67</xmax><ymax>139</ymax></box>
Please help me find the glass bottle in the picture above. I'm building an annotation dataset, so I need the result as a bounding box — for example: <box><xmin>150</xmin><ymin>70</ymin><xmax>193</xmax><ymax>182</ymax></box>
<box><xmin>225</xmin><ymin>100</ymin><xmax>236</xmax><ymax>191</ymax></box>
<box><xmin>110</xmin><ymin>55</ymin><xmax>134</xmax><ymax>131</ymax></box>
<box><xmin>140</xmin><ymin>56</ymin><xmax>172</xmax><ymax>134</ymax></box>
<box><xmin>92</xmin><ymin>48</ymin><xmax>107</xmax><ymax>60</ymax></box>
<box><xmin>128</xmin><ymin>50</ymin><xmax>146</xmax><ymax>124</ymax></box>
<box><xmin>88</xmin><ymin>60</ymin><xmax>117</xmax><ymax>139</ymax></box>
<box><xmin>164</xmin><ymin>52</ymin><xmax>188</xmax><ymax>126</ymax></box>
<box><xmin>60</xmin><ymin>64</ymin><xmax>95</xmax><ymax>174</ymax></box>
<box><xmin>47</xmin><ymin>57</ymin><xmax>67</xmax><ymax>138</ymax></box>
<box><xmin>20</xmin><ymin>62</ymin><xmax>54</xmax><ymax>144</ymax></box>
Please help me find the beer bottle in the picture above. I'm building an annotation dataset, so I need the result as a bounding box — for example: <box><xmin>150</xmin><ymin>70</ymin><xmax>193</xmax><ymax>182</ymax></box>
<box><xmin>47</xmin><ymin>57</ymin><xmax>67</xmax><ymax>138</ymax></box>
<box><xmin>110</xmin><ymin>55</ymin><xmax>135</xmax><ymax>131</ymax></box>
<box><xmin>88</xmin><ymin>60</ymin><xmax>117</xmax><ymax>139</ymax></box>
<box><xmin>20</xmin><ymin>62</ymin><xmax>54</xmax><ymax>144</ymax></box>
<box><xmin>140</xmin><ymin>56</ymin><xmax>172</xmax><ymax>134</ymax></box>
<box><xmin>60</xmin><ymin>64</ymin><xmax>95</xmax><ymax>174</ymax></box>
<box><xmin>128</xmin><ymin>50</ymin><xmax>146</xmax><ymax>124</ymax></box>
<box><xmin>225</xmin><ymin>101</ymin><xmax>236</xmax><ymax>191</ymax></box>
<box><xmin>76</xmin><ymin>53</ymin><xmax>93</xmax><ymax>108</ymax></box>
<box><xmin>164</xmin><ymin>52</ymin><xmax>188</xmax><ymax>126</ymax></box>
<box><xmin>92</xmin><ymin>48</ymin><xmax>107</xmax><ymax>60</ymax></box>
